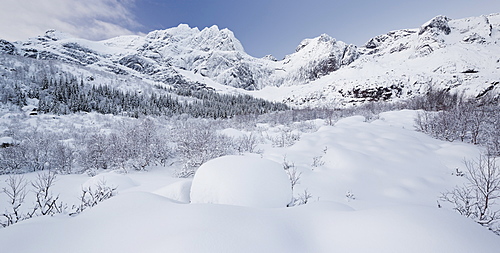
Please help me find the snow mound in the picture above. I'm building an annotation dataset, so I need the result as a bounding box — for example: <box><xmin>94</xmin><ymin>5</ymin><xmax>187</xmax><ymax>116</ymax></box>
<box><xmin>190</xmin><ymin>155</ymin><xmax>292</xmax><ymax>207</ymax></box>
<box><xmin>153</xmin><ymin>180</ymin><xmax>192</xmax><ymax>203</ymax></box>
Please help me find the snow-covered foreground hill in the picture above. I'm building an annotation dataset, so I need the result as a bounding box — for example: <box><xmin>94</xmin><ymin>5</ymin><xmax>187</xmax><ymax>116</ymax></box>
<box><xmin>1</xmin><ymin>110</ymin><xmax>500</xmax><ymax>252</ymax></box>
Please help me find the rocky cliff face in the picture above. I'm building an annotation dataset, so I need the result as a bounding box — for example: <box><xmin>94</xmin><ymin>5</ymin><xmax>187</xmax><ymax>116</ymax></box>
<box><xmin>1</xmin><ymin>14</ymin><xmax>499</xmax><ymax>107</ymax></box>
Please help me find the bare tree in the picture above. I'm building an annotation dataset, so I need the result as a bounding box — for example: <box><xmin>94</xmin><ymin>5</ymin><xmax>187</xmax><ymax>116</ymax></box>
<box><xmin>283</xmin><ymin>157</ymin><xmax>300</xmax><ymax>192</ymax></box>
<box><xmin>1</xmin><ymin>175</ymin><xmax>28</xmax><ymax>227</ymax></box>
<box><xmin>51</xmin><ymin>142</ymin><xmax>76</xmax><ymax>174</ymax></box>
<box><xmin>234</xmin><ymin>133</ymin><xmax>259</xmax><ymax>154</ymax></box>
<box><xmin>464</xmin><ymin>155</ymin><xmax>500</xmax><ymax>226</ymax></box>
<box><xmin>441</xmin><ymin>154</ymin><xmax>500</xmax><ymax>233</ymax></box>
<box><xmin>81</xmin><ymin>133</ymin><xmax>110</xmax><ymax>172</ymax></box>
<box><xmin>174</xmin><ymin>119</ymin><xmax>234</xmax><ymax>177</ymax></box>
<box><xmin>27</xmin><ymin>171</ymin><xmax>64</xmax><ymax>217</ymax></box>
<box><xmin>0</xmin><ymin>145</ymin><xmax>27</xmax><ymax>174</ymax></box>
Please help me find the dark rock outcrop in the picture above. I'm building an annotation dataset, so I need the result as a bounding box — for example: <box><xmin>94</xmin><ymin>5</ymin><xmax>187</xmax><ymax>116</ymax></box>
<box><xmin>0</xmin><ymin>39</ymin><xmax>17</xmax><ymax>55</ymax></box>
<box><xmin>419</xmin><ymin>15</ymin><xmax>451</xmax><ymax>35</ymax></box>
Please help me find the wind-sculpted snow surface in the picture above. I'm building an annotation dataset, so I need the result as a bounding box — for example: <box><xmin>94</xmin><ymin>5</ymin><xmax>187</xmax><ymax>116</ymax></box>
<box><xmin>1</xmin><ymin>110</ymin><xmax>500</xmax><ymax>252</ymax></box>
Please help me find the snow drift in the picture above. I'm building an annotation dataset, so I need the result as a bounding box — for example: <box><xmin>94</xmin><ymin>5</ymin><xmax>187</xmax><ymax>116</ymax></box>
<box><xmin>190</xmin><ymin>155</ymin><xmax>292</xmax><ymax>207</ymax></box>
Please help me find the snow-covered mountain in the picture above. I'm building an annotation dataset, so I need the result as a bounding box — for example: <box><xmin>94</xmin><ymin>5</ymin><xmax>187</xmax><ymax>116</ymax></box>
<box><xmin>0</xmin><ymin>23</ymin><xmax>357</xmax><ymax>91</ymax></box>
<box><xmin>1</xmin><ymin>13</ymin><xmax>499</xmax><ymax>106</ymax></box>
<box><xmin>264</xmin><ymin>14</ymin><xmax>500</xmax><ymax>107</ymax></box>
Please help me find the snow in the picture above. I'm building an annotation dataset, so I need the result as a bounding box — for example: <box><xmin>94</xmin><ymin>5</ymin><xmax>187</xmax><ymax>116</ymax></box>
<box><xmin>1</xmin><ymin>193</ymin><xmax>499</xmax><ymax>253</ymax></box>
<box><xmin>190</xmin><ymin>155</ymin><xmax>292</xmax><ymax>207</ymax></box>
<box><xmin>82</xmin><ymin>171</ymin><xmax>138</xmax><ymax>191</ymax></box>
<box><xmin>1</xmin><ymin>110</ymin><xmax>500</xmax><ymax>252</ymax></box>
<box><xmin>153</xmin><ymin>180</ymin><xmax>192</xmax><ymax>203</ymax></box>
<box><xmin>0</xmin><ymin>136</ymin><xmax>14</xmax><ymax>144</ymax></box>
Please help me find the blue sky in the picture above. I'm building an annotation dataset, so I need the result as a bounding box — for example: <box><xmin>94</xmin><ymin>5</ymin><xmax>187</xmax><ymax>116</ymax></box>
<box><xmin>1</xmin><ymin>0</ymin><xmax>499</xmax><ymax>59</ymax></box>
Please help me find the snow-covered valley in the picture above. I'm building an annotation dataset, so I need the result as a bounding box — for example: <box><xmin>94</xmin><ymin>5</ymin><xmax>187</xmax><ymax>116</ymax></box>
<box><xmin>1</xmin><ymin>11</ymin><xmax>500</xmax><ymax>253</ymax></box>
<box><xmin>1</xmin><ymin>110</ymin><xmax>500</xmax><ymax>252</ymax></box>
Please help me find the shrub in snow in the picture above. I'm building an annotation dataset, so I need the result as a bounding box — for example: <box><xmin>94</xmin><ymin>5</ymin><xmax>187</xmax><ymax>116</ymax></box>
<box><xmin>295</xmin><ymin>189</ymin><xmax>313</xmax><ymax>205</ymax></box>
<box><xmin>1</xmin><ymin>172</ymin><xmax>66</xmax><ymax>227</ymax></box>
<box><xmin>1</xmin><ymin>175</ymin><xmax>28</xmax><ymax>227</ymax></box>
<box><xmin>270</xmin><ymin>127</ymin><xmax>301</xmax><ymax>148</ymax></box>
<box><xmin>346</xmin><ymin>191</ymin><xmax>356</xmax><ymax>202</ymax></box>
<box><xmin>190</xmin><ymin>155</ymin><xmax>292</xmax><ymax>208</ymax></box>
<box><xmin>234</xmin><ymin>133</ymin><xmax>260</xmax><ymax>154</ymax></box>
<box><xmin>28</xmin><ymin>171</ymin><xmax>65</xmax><ymax>217</ymax></box>
<box><xmin>282</xmin><ymin>157</ymin><xmax>314</xmax><ymax>207</ymax></box>
<box><xmin>311</xmin><ymin>155</ymin><xmax>325</xmax><ymax>168</ymax></box>
<box><xmin>71</xmin><ymin>178</ymin><xmax>117</xmax><ymax>215</ymax></box>
<box><xmin>441</xmin><ymin>154</ymin><xmax>500</xmax><ymax>234</ymax></box>
<box><xmin>173</xmin><ymin>119</ymin><xmax>234</xmax><ymax>177</ymax></box>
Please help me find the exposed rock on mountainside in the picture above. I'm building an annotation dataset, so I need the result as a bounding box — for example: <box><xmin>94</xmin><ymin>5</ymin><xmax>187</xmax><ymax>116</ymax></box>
<box><xmin>0</xmin><ymin>40</ymin><xmax>16</xmax><ymax>55</ymax></box>
<box><xmin>419</xmin><ymin>15</ymin><xmax>452</xmax><ymax>35</ymax></box>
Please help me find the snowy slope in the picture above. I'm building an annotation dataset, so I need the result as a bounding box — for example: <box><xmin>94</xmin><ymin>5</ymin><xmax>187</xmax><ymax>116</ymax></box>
<box><xmin>1</xmin><ymin>110</ymin><xmax>499</xmax><ymax>252</ymax></box>
<box><xmin>1</xmin><ymin>14</ymin><xmax>499</xmax><ymax>107</ymax></box>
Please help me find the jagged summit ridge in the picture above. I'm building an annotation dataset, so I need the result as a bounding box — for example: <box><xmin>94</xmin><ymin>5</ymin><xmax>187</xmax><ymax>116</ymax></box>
<box><xmin>0</xmin><ymin>22</ymin><xmax>358</xmax><ymax>91</ymax></box>
<box><xmin>143</xmin><ymin>24</ymin><xmax>245</xmax><ymax>52</ymax></box>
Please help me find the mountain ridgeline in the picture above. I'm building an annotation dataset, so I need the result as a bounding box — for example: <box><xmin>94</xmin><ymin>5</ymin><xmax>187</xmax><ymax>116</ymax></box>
<box><xmin>0</xmin><ymin>13</ymin><xmax>499</xmax><ymax>109</ymax></box>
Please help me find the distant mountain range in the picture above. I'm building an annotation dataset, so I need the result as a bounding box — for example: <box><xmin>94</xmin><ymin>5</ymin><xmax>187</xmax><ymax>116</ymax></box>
<box><xmin>1</xmin><ymin>13</ymin><xmax>499</xmax><ymax>107</ymax></box>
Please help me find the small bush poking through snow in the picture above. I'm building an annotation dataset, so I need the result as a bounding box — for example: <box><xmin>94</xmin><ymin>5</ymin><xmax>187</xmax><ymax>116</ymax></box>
<box><xmin>270</xmin><ymin>127</ymin><xmax>301</xmax><ymax>148</ymax></box>
<box><xmin>28</xmin><ymin>171</ymin><xmax>65</xmax><ymax>217</ymax></box>
<box><xmin>71</xmin><ymin>179</ymin><xmax>117</xmax><ymax>215</ymax></box>
<box><xmin>282</xmin><ymin>156</ymin><xmax>313</xmax><ymax>207</ymax></box>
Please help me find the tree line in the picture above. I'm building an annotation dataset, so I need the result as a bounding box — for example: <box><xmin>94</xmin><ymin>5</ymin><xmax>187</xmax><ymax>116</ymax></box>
<box><xmin>31</xmin><ymin>77</ymin><xmax>289</xmax><ymax>118</ymax></box>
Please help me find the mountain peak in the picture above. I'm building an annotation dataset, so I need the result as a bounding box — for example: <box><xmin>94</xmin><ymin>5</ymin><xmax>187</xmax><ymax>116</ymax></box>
<box><xmin>419</xmin><ymin>15</ymin><xmax>451</xmax><ymax>35</ymax></box>
<box><xmin>40</xmin><ymin>29</ymin><xmax>75</xmax><ymax>41</ymax></box>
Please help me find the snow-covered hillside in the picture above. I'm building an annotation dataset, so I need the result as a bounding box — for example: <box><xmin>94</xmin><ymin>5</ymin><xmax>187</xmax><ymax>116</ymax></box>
<box><xmin>260</xmin><ymin>14</ymin><xmax>500</xmax><ymax>107</ymax></box>
<box><xmin>2</xmin><ymin>14</ymin><xmax>498</xmax><ymax>107</ymax></box>
<box><xmin>1</xmin><ymin>110</ymin><xmax>499</xmax><ymax>252</ymax></box>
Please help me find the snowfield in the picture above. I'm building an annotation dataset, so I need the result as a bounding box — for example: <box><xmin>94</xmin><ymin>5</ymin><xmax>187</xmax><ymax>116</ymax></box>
<box><xmin>1</xmin><ymin>110</ymin><xmax>500</xmax><ymax>252</ymax></box>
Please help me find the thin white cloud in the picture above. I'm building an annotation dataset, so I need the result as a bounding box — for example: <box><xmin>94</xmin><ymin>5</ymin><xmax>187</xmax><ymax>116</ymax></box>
<box><xmin>0</xmin><ymin>0</ymin><xmax>140</xmax><ymax>41</ymax></box>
